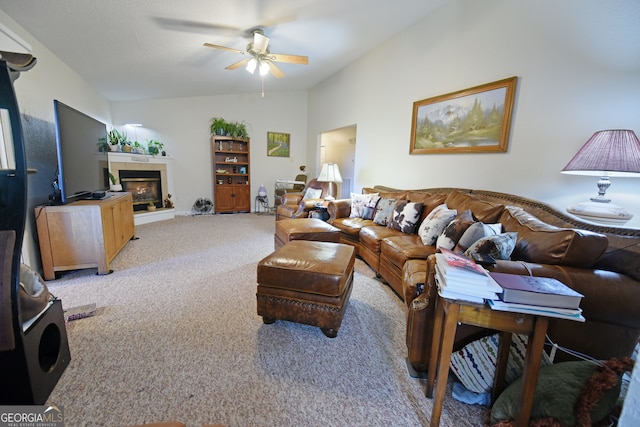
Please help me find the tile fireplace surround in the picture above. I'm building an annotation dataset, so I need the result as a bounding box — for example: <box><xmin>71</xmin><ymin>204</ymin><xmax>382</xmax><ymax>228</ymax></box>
<box><xmin>108</xmin><ymin>152</ymin><xmax>175</xmax><ymax>225</ymax></box>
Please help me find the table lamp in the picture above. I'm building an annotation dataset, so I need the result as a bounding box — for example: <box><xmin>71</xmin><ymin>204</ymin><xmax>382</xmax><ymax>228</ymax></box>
<box><xmin>317</xmin><ymin>162</ymin><xmax>342</xmax><ymax>200</ymax></box>
<box><xmin>561</xmin><ymin>129</ymin><xmax>640</xmax><ymax>224</ymax></box>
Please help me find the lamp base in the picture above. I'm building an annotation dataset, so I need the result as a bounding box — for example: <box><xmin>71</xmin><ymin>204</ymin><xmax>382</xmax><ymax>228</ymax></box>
<box><xmin>567</xmin><ymin>200</ymin><xmax>633</xmax><ymax>225</ymax></box>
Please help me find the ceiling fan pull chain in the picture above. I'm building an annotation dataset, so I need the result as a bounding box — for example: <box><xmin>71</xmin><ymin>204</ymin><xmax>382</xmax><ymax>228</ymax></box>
<box><xmin>261</xmin><ymin>75</ymin><xmax>265</xmax><ymax>98</ymax></box>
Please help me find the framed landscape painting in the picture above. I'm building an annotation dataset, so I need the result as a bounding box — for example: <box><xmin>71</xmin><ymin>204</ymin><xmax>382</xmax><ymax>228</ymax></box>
<box><xmin>267</xmin><ymin>131</ymin><xmax>290</xmax><ymax>157</ymax></box>
<box><xmin>410</xmin><ymin>76</ymin><xmax>517</xmax><ymax>154</ymax></box>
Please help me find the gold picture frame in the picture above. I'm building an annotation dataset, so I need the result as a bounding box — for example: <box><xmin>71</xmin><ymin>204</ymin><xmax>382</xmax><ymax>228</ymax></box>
<box><xmin>410</xmin><ymin>76</ymin><xmax>517</xmax><ymax>154</ymax></box>
<box><xmin>267</xmin><ymin>131</ymin><xmax>290</xmax><ymax>157</ymax></box>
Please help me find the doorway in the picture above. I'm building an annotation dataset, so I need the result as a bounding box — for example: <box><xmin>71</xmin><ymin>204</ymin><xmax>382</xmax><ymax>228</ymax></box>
<box><xmin>319</xmin><ymin>125</ymin><xmax>356</xmax><ymax>199</ymax></box>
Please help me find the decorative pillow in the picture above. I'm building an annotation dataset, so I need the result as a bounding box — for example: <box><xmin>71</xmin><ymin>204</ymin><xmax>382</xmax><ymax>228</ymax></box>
<box><xmin>373</xmin><ymin>198</ymin><xmax>397</xmax><ymax>226</ymax></box>
<box><xmin>455</xmin><ymin>222</ymin><xmax>502</xmax><ymax>252</ymax></box>
<box><xmin>450</xmin><ymin>333</ymin><xmax>552</xmax><ymax>395</ymax></box>
<box><xmin>464</xmin><ymin>232</ymin><xmax>518</xmax><ymax>260</ymax></box>
<box><xmin>435</xmin><ymin>210</ymin><xmax>475</xmax><ymax>251</ymax></box>
<box><xmin>362</xmin><ymin>195</ymin><xmax>380</xmax><ymax>220</ymax></box>
<box><xmin>388</xmin><ymin>201</ymin><xmax>424</xmax><ymax>233</ymax></box>
<box><xmin>490</xmin><ymin>361</ymin><xmax>622</xmax><ymax>427</ymax></box>
<box><xmin>302</xmin><ymin>187</ymin><xmax>322</xmax><ymax>200</ymax></box>
<box><xmin>418</xmin><ymin>204</ymin><xmax>457</xmax><ymax>246</ymax></box>
<box><xmin>349</xmin><ymin>193</ymin><xmax>379</xmax><ymax>218</ymax></box>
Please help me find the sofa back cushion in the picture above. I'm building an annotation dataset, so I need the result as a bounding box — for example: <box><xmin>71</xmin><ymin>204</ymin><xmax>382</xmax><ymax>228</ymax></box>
<box><xmin>405</xmin><ymin>192</ymin><xmax>448</xmax><ymax>223</ymax></box>
<box><xmin>500</xmin><ymin>207</ymin><xmax>608</xmax><ymax>268</ymax></box>
<box><xmin>445</xmin><ymin>190</ymin><xmax>504</xmax><ymax>223</ymax></box>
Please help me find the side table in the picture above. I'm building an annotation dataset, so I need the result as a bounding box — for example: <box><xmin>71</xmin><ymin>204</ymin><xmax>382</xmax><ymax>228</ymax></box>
<box><xmin>426</xmin><ymin>295</ymin><xmax>549</xmax><ymax>427</ymax></box>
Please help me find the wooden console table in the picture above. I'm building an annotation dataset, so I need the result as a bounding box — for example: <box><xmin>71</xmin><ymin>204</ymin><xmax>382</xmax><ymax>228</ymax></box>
<box><xmin>35</xmin><ymin>192</ymin><xmax>135</xmax><ymax>280</ymax></box>
<box><xmin>426</xmin><ymin>295</ymin><xmax>549</xmax><ymax>427</ymax></box>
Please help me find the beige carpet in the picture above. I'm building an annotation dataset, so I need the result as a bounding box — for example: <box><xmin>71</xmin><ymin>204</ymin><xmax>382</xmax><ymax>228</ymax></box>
<box><xmin>46</xmin><ymin>214</ymin><xmax>488</xmax><ymax>426</ymax></box>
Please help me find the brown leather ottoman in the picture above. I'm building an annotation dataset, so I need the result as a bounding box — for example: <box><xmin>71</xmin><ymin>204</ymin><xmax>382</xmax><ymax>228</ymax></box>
<box><xmin>274</xmin><ymin>218</ymin><xmax>340</xmax><ymax>249</ymax></box>
<box><xmin>256</xmin><ymin>240</ymin><xmax>355</xmax><ymax>338</ymax></box>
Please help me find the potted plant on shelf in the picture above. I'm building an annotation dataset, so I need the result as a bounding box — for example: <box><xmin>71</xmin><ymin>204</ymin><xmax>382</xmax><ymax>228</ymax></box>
<box><xmin>108</xmin><ymin>172</ymin><xmax>122</xmax><ymax>192</ymax></box>
<box><xmin>132</xmin><ymin>140</ymin><xmax>145</xmax><ymax>154</ymax></box>
<box><xmin>121</xmin><ymin>139</ymin><xmax>132</xmax><ymax>153</ymax></box>
<box><xmin>108</xmin><ymin>129</ymin><xmax>123</xmax><ymax>151</ymax></box>
<box><xmin>147</xmin><ymin>201</ymin><xmax>156</xmax><ymax>211</ymax></box>
<box><xmin>97</xmin><ymin>137</ymin><xmax>109</xmax><ymax>152</ymax></box>
<box><xmin>147</xmin><ymin>139</ymin><xmax>165</xmax><ymax>156</ymax></box>
<box><xmin>210</xmin><ymin>117</ymin><xmax>227</xmax><ymax>136</ymax></box>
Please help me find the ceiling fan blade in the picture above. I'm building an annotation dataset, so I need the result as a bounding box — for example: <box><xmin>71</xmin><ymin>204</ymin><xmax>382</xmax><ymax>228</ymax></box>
<box><xmin>153</xmin><ymin>17</ymin><xmax>242</xmax><ymax>36</ymax></box>
<box><xmin>252</xmin><ymin>32</ymin><xmax>270</xmax><ymax>54</ymax></box>
<box><xmin>203</xmin><ymin>43</ymin><xmax>246</xmax><ymax>55</ymax></box>
<box><xmin>267</xmin><ymin>61</ymin><xmax>286</xmax><ymax>79</ymax></box>
<box><xmin>225</xmin><ymin>59</ymin><xmax>250</xmax><ymax>71</ymax></box>
<box><xmin>269</xmin><ymin>53</ymin><xmax>309</xmax><ymax>65</ymax></box>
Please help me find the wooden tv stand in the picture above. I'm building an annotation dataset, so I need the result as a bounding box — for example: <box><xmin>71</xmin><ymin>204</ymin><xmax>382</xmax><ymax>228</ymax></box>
<box><xmin>35</xmin><ymin>192</ymin><xmax>136</xmax><ymax>280</ymax></box>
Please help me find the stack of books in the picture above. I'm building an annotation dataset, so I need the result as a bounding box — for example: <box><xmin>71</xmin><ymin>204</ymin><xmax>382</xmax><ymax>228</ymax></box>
<box><xmin>434</xmin><ymin>248</ymin><xmax>502</xmax><ymax>304</ymax></box>
<box><xmin>487</xmin><ymin>272</ymin><xmax>585</xmax><ymax>322</ymax></box>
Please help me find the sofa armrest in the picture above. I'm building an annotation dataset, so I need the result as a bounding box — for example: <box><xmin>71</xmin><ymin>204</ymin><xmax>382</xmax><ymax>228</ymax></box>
<box><xmin>281</xmin><ymin>193</ymin><xmax>303</xmax><ymax>205</ymax></box>
<box><xmin>485</xmin><ymin>260</ymin><xmax>640</xmax><ymax>329</ymax></box>
<box><xmin>327</xmin><ymin>199</ymin><xmax>352</xmax><ymax>221</ymax></box>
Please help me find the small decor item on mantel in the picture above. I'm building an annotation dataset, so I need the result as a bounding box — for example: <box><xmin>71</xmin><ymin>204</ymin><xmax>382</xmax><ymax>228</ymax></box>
<box><xmin>108</xmin><ymin>172</ymin><xmax>122</xmax><ymax>192</ymax></box>
<box><xmin>147</xmin><ymin>201</ymin><xmax>156</xmax><ymax>211</ymax></box>
<box><xmin>147</xmin><ymin>139</ymin><xmax>165</xmax><ymax>156</ymax></box>
<box><xmin>164</xmin><ymin>193</ymin><xmax>174</xmax><ymax>209</ymax></box>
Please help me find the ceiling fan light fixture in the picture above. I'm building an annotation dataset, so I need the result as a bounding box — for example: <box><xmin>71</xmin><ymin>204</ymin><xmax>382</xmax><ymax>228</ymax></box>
<box><xmin>246</xmin><ymin>58</ymin><xmax>257</xmax><ymax>74</ymax></box>
<box><xmin>259</xmin><ymin>61</ymin><xmax>270</xmax><ymax>76</ymax></box>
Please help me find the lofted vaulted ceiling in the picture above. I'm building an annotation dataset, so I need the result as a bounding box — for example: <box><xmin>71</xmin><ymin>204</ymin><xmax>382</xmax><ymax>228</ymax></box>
<box><xmin>0</xmin><ymin>0</ymin><xmax>447</xmax><ymax>101</ymax></box>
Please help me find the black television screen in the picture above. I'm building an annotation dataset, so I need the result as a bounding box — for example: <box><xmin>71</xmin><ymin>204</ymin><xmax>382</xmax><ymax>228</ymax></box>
<box><xmin>53</xmin><ymin>100</ymin><xmax>109</xmax><ymax>204</ymax></box>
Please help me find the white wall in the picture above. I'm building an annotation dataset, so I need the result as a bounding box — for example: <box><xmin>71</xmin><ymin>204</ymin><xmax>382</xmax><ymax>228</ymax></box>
<box><xmin>0</xmin><ymin>9</ymin><xmax>112</xmax><ymax>267</ymax></box>
<box><xmin>307</xmin><ymin>0</ymin><xmax>640</xmax><ymax>228</ymax></box>
<box><xmin>111</xmin><ymin>92</ymin><xmax>308</xmax><ymax>213</ymax></box>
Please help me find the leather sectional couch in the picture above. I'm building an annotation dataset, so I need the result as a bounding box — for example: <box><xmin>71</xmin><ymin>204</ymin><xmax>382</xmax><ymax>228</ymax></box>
<box><xmin>326</xmin><ymin>186</ymin><xmax>640</xmax><ymax>373</ymax></box>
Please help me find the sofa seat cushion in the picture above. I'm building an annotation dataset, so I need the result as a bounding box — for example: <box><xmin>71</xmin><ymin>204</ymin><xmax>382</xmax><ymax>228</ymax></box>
<box><xmin>382</xmin><ymin>235</ymin><xmax>437</xmax><ymax>270</ymax></box>
<box><xmin>445</xmin><ymin>190</ymin><xmax>504</xmax><ymax>223</ymax></box>
<box><xmin>359</xmin><ymin>225</ymin><xmax>404</xmax><ymax>255</ymax></box>
<box><xmin>331</xmin><ymin>217</ymin><xmax>374</xmax><ymax>238</ymax></box>
<box><xmin>500</xmin><ymin>207</ymin><xmax>608</xmax><ymax>268</ymax></box>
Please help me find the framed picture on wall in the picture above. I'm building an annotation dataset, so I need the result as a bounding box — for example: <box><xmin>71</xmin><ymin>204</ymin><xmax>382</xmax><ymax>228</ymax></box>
<box><xmin>267</xmin><ymin>131</ymin><xmax>290</xmax><ymax>157</ymax></box>
<box><xmin>410</xmin><ymin>76</ymin><xmax>518</xmax><ymax>154</ymax></box>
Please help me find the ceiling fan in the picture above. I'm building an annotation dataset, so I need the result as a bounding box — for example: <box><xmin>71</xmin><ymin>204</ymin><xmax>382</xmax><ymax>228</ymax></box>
<box><xmin>204</xmin><ymin>29</ymin><xmax>308</xmax><ymax>78</ymax></box>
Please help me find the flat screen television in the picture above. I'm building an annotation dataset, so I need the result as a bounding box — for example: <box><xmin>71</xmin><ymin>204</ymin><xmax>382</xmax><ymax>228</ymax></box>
<box><xmin>53</xmin><ymin>100</ymin><xmax>109</xmax><ymax>204</ymax></box>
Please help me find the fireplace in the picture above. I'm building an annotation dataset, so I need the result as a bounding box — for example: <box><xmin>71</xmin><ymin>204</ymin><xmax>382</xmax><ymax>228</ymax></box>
<box><xmin>119</xmin><ymin>170</ymin><xmax>162</xmax><ymax>211</ymax></box>
<box><xmin>107</xmin><ymin>152</ymin><xmax>174</xmax><ymax>224</ymax></box>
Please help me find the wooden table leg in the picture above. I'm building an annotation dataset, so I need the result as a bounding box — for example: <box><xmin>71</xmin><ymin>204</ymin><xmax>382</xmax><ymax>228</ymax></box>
<box><xmin>426</xmin><ymin>296</ymin><xmax>444</xmax><ymax>398</ymax></box>
<box><xmin>430</xmin><ymin>301</ymin><xmax>460</xmax><ymax>427</ymax></box>
<box><xmin>515</xmin><ymin>316</ymin><xmax>549</xmax><ymax>427</ymax></box>
<box><xmin>492</xmin><ymin>331</ymin><xmax>512</xmax><ymax>403</ymax></box>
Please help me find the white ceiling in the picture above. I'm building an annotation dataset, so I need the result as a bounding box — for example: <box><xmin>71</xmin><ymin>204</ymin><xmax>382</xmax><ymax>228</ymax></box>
<box><xmin>0</xmin><ymin>0</ymin><xmax>446</xmax><ymax>102</ymax></box>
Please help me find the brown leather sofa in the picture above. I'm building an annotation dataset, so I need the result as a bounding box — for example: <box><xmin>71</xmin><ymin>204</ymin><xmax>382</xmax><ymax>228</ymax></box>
<box><xmin>275</xmin><ymin>179</ymin><xmax>333</xmax><ymax>221</ymax></box>
<box><xmin>327</xmin><ymin>186</ymin><xmax>640</xmax><ymax>374</ymax></box>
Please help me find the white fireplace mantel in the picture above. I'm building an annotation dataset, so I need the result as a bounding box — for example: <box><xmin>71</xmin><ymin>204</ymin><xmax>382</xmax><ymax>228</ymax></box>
<box><xmin>108</xmin><ymin>152</ymin><xmax>175</xmax><ymax>225</ymax></box>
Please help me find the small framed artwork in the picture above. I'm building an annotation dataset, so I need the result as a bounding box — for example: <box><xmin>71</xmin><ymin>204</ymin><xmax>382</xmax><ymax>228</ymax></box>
<box><xmin>239</xmin><ymin>165</ymin><xmax>247</xmax><ymax>174</ymax></box>
<box><xmin>410</xmin><ymin>76</ymin><xmax>517</xmax><ymax>154</ymax></box>
<box><xmin>267</xmin><ymin>131</ymin><xmax>290</xmax><ymax>157</ymax></box>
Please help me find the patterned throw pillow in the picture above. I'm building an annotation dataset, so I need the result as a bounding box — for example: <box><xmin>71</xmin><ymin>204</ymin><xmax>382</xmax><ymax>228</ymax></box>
<box><xmin>388</xmin><ymin>201</ymin><xmax>424</xmax><ymax>233</ymax></box>
<box><xmin>450</xmin><ymin>333</ymin><xmax>552</xmax><ymax>394</ymax></box>
<box><xmin>349</xmin><ymin>193</ymin><xmax>379</xmax><ymax>218</ymax></box>
<box><xmin>464</xmin><ymin>232</ymin><xmax>518</xmax><ymax>260</ymax></box>
<box><xmin>435</xmin><ymin>210</ymin><xmax>475</xmax><ymax>251</ymax></box>
<box><xmin>373</xmin><ymin>198</ymin><xmax>397</xmax><ymax>225</ymax></box>
<box><xmin>455</xmin><ymin>222</ymin><xmax>502</xmax><ymax>252</ymax></box>
<box><xmin>362</xmin><ymin>195</ymin><xmax>381</xmax><ymax>220</ymax></box>
<box><xmin>418</xmin><ymin>204</ymin><xmax>457</xmax><ymax>246</ymax></box>
<box><xmin>302</xmin><ymin>187</ymin><xmax>322</xmax><ymax>200</ymax></box>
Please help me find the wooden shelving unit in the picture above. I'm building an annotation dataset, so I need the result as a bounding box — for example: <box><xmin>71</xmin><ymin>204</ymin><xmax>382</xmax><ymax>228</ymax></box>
<box><xmin>212</xmin><ymin>136</ymin><xmax>251</xmax><ymax>213</ymax></box>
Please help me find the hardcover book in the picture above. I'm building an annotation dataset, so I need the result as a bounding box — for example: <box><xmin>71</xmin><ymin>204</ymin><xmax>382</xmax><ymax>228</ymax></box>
<box><xmin>489</xmin><ymin>272</ymin><xmax>584</xmax><ymax>309</ymax></box>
